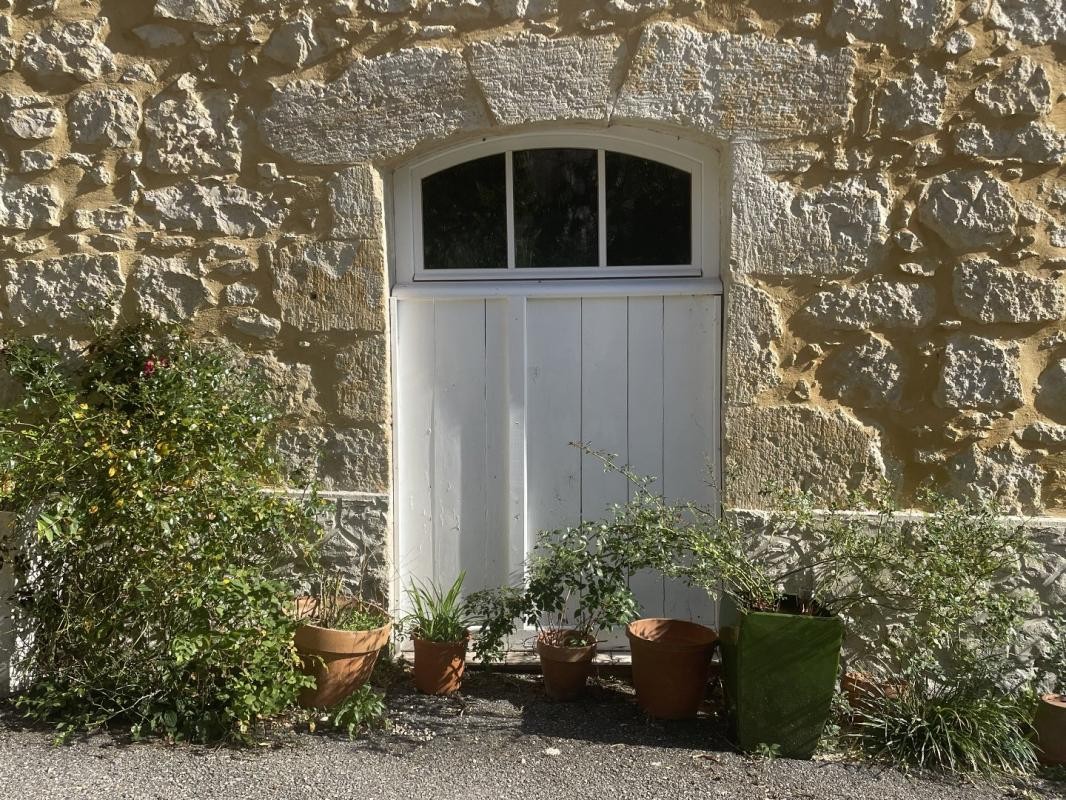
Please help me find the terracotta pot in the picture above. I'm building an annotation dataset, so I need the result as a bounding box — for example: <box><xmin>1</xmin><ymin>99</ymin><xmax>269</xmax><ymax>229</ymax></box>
<box><xmin>536</xmin><ymin>630</ymin><xmax>597</xmax><ymax>701</ymax></box>
<box><xmin>293</xmin><ymin>598</ymin><xmax>391</xmax><ymax>709</ymax></box>
<box><xmin>1034</xmin><ymin>693</ymin><xmax>1066</xmax><ymax>766</ymax></box>
<box><xmin>626</xmin><ymin>618</ymin><xmax>718</xmax><ymax>720</ymax></box>
<box><xmin>841</xmin><ymin>671</ymin><xmax>906</xmax><ymax>714</ymax></box>
<box><xmin>413</xmin><ymin>636</ymin><xmax>468</xmax><ymax>695</ymax></box>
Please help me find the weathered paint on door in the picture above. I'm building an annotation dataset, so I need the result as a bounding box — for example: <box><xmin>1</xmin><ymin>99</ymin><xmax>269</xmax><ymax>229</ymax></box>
<box><xmin>393</xmin><ymin>292</ymin><xmax>721</xmax><ymax>645</ymax></box>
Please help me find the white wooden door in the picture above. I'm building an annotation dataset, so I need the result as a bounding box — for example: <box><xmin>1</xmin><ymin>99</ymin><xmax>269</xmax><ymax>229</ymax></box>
<box><xmin>393</xmin><ymin>290</ymin><xmax>721</xmax><ymax>646</ymax></box>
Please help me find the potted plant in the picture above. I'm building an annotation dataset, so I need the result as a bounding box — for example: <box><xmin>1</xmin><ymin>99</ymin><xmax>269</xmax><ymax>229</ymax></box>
<box><xmin>1034</xmin><ymin>618</ymin><xmax>1066</xmax><ymax>766</ymax></box>
<box><xmin>294</xmin><ymin>573</ymin><xmax>392</xmax><ymax>709</ymax></box>
<box><xmin>401</xmin><ymin>573</ymin><xmax>472</xmax><ymax>695</ymax></box>
<box><xmin>469</xmin><ymin>519</ymin><xmax>639</xmax><ymax>701</ymax></box>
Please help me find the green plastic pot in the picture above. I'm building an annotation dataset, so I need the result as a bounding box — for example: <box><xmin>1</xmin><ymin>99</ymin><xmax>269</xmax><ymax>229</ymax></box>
<box><xmin>719</xmin><ymin>608</ymin><xmax>844</xmax><ymax>759</ymax></box>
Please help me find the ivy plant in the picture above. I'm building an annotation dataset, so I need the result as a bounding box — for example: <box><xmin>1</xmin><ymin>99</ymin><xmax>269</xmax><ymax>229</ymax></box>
<box><xmin>0</xmin><ymin>323</ymin><xmax>325</xmax><ymax>742</ymax></box>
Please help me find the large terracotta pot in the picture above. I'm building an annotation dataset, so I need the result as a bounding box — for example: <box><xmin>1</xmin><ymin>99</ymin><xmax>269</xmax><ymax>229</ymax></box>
<box><xmin>293</xmin><ymin>598</ymin><xmax>391</xmax><ymax>709</ymax></box>
<box><xmin>1034</xmin><ymin>693</ymin><xmax>1066</xmax><ymax>766</ymax></box>
<box><xmin>626</xmin><ymin>618</ymin><xmax>718</xmax><ymax>719</ymax></box>
<box><xmin>413</xmin><ymin>636</ymin><xmax>468</xmax><ymax>695</ymax></box>
<box><xmin>536</xmin><ymin>630</ymin><xmax>597</xmax><ymax>701</ymax></box>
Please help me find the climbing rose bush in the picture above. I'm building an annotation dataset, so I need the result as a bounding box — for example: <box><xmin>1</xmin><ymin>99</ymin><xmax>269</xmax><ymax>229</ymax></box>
<box><xmin>0</xmin><ymin>324</ymin><xmax>324</xmax><ymax>742</ymax></box>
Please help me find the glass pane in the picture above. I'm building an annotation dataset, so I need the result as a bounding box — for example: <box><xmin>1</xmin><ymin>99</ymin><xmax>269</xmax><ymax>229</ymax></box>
<box><xmin>606</xmin><ymin>152</ymin><xmax>692</xmax><ymax>266</ymax></box>
<box><xmin>513</xmin><ymin>148</ymin><xmax>598</xmax><ymax>268</ymax></box>
<box><xmin>421</xmin><ymin>154</ymin><xmax>506</xmax><ymax>270</ymax></box>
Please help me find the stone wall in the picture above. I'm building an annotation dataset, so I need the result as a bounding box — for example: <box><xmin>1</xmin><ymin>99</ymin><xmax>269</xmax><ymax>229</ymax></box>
<box><xmin>0</xmin><ymin>1</ymin><xmax>1062</xmax><ymax>617</ymax></box>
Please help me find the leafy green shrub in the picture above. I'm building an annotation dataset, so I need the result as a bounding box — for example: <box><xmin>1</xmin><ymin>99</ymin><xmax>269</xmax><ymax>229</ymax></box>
<box><xmin>399</xmin><ymin>572</ymin><xmax>472</xmax><ymax>643</ymax></box>
<box><xmin>321</xmin><ymin>685</ymin><xmax>387</xmax><ymax>738</ymax></box>
<box><xmin>0</xmin><ymin>324</ymin><xmax>325</xmax><ymax>742</ymax></box>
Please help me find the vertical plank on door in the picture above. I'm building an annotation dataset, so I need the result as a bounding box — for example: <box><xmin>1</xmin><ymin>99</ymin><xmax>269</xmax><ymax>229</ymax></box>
<box><xmin>526</xmin><ymin>298</ymin><xmax>582</xmax><ymax>546</ymax></box>
<box><xmin>627</xmin><ymin>296</ymin><xmax>666</xmax><ymax>620</ymax></box>
<box><xmin>394</xmin><ymin>299</ymin><xmax>437</xmax><ymax>609</ymax></box>
<box><xmin>483</xmin><ymin>299</ymin><xmax>511</xmax><ymax>591</ymax></box>
<box><xmin>580</xmin><ymin>297</ymin><xmax>630</xmax><ymax>522</ymax></box>
<box><xmin>662</xmin><ymin>295</ymin><xmax>721</xmax><ymax>628</ymax></box>
<box><xmin>431</xmin><ymin>300</ymin><xmax>488</xmax><ymax>594</ymax></box>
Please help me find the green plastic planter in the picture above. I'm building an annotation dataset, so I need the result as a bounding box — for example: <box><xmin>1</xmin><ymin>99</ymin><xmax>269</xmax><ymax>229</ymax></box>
<box><xmin>719</xmin><ymin>609</ymin><xmax>844</xmax><ymax>759</ymax></box>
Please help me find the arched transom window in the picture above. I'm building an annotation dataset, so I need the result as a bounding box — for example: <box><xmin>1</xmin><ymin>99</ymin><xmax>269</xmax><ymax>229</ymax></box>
<box><xmin>393</xmin><ymin>129</ymin><xmax>718</xmax><ymax>284</ymax></box>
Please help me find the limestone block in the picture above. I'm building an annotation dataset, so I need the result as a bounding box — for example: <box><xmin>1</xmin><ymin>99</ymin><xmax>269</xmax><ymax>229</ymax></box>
<box><xmin>335</xmin><ymin>336</ymin><xmax>389</xmax><ymax>422</ymax></box>
<box><xmin>144</xmin><ymin>75</ymin><xmax>243</xmax><ymax>176</ymax></box>
<box><xmin>974</xmin><ymin>57</ymin><xmax>1053</xmax><ymax>117</ymax></box>
<box><xmin>0</xmin><ymin>179</ymin><xmax>62</xmax><ymax>230</ymax></box>
<box><xmin>3</xmin><ymin>254</ymin><xmax>124</xmax><ymax>329</ymax></box>
<box><xmin>946</xmin><ymin>441</ymin><xmax>1044</xmax><ymax>514</ymax></box>
<box><xmin>468</xmin><ymin>33</ymin><xmax>623</xmax><ymax>126</ymax></box>
<box><xmin>614</xmin><ymin>23</ymin><xmax>856</xmax><ymax>140</ymax></box>
<box><xmin>725</xmin><ymin>282</ymin><xmax>782</xmax><ymax>405</ymax></box>
<box><xmin>1036</xmin><ymin>359</ymin><xmax>1066</xmax><ymax>422</ymax></box>
<box><xmin>230</xmin><ymin>310</ymin><xmax>282</xmax><ymax>339</ymax></box>
<box><xmin>142</xmin><ymin>180</ymin><xmax>288</xmax><ymax>236</ymax></box>
<box><xmin>263</xmin><ymin>11</ymin><xmax>326</xmax><ymax>69</ymax></box>
<box><xmin>989</xmin><ymin>0</ymin><xmax>1065</xmax><ymax>46</ymax></box>
<box><xmin>322</xmin><ymin>427</ymin><xmax>390</xmax><ymax>493</ymax></box>
<box><xmin>492</xmin><ymin>0</ymin><xmax>558</xmax><ymax>19</ymax></box>
<box><xmin>803</xmin><ymin>278</ymin><xmax>935</xmax><ymax>330</ymax></box>
<box><xmin>317</xmin><ymin>493</ymin><xmax>390</xmax><ymax>605</ymax></box>
<box><xmin>272</xmin><ymin>240</ymin><xmax>386</xmax><ymax>334</ymax></box>
<box><xmin>327</xmin><ymin>165</ymin><xmax>384</xmax><ymax>240</ymax></box>
<box><xmin>935</xmin><ymin>334</ymin><xmax>1024</xmax><ymax>411</ymax></box>
<box><xmin>724</xmin><ymin>405</ymin><xmax>886</xmax><ymax>507</ymax></box>
<box><xmin>425</xmin><ymin>0</ymin><xmax>493</xmax><ymax>25</ymax></box>
<box><xmin>953</xmin><ymin>257</ymin><xmax>1066</xmax><ymax>324</ymax></box>
<box><xmin>133</xmin><ymin>24</ymin><xmax>186</xmax><ymax>49</ymax></box>
<box><xmin>955</xmin><ymin>121</ymin><xmax>1066</xmax><ymax>165</ymax></box>
<box><xmin>21</xmin><ymin>18</ymin><xmax>115</xmax><ymax>83</ymax></box>
<box><xmin>363</xmin><ymin>0</ymin><xmax>419</xmax><ymax>12</ymax></box>
<box><xmin>220</xmin><ymin>282</ymin><xmax>258</xmax><ymax>306</ymax></box>
<box><xmin>1016</xmin><ymin>421</ymin><xmax>1066</xmax><ymax>447</ymax></box>
<box><xmin>732</xmin><ymin>146</ymin><xmax>891</xmax><ymax>277</ymax></box>
<box><xmin>247</xmin><ymin>353</ymin><xmax>319</xmax><ymax>416</ymax></box>
<box><xmin>827</xmin><ymin>0</ymin><xmax>955</xmax><ymax>50</ymax></box>
<box><xmin>71</xmin><ymin>205</ymin><xmax>134</xmax><ymax>232</ymax></box>
<box><xmin>917</xmin><ymin>170</ymin><xmax>1018</xmax><ymax>251</ymax></box>
<box><xmin>259</xmin><ymin>47</ymin><xmax>486</xmax><ymax>164</ymax></box>
<box><xmin>17</xmin><ymin>150</ymin><xmax>54</xmax><ymax>173</ymax></box>
<box><xmin>876</xmin><ymin>69</ymin><xmax>946</xmax><ymax>135</ymax></box>
<box><xmin>1</xmin><ymin>95</ymin><xmax>61</xmax><ymax>139</ymax></box>
<box><xmin>67</xmin><ymin>87</ymin><xmax>141</xmax><ymax>148</ymax></box>
<box><xmin>822</xmin><ymin>334</ymin><xmax>904</xmax><ymax>409</ymax></box>
<box><xmin>154</xmin><ymin>0</ymin><xmax>241</xmax><ymax>26</ymax></box>
<box><xmin>134</xmin><ymin>255</ymin><xmax>213</xmax><ymax>323</ymax></box>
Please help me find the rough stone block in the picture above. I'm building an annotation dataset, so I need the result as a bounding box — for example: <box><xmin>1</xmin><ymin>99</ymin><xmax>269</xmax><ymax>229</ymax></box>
<box><xmin>3</xmin><ymin>254</ymin><xmax>124</xmax><ymax>329</ymax></box>
<box><xmin>827</xmin><ymin>0</ymin><xmax>954</xmax><ymax>50</ymax></box>
<box><xmin>1</xmin><ymin>95</ymin><xmax>61</xmax><ymax>139</ymax></box>
<box><xmin>20</xmin><ymin>18</ymin><xmax>115</xmax><ymax>83</ymax></box>
<box><xmin>134</xmin><ymin>255</ymin><xmax>213</xmax><ymax>323</ymax></box>
<box><xmin>327</xmin><ymin>165</ymin><xmax>384</xmax><ymax>240</ymax></box>
<box><xmin>946</xmin><ymin>441</ymin><xmax>1044</xmax><ymax>514</ymax></box>
<box><xmin>935</xmin><ymin>334</ymin><xmax>1024</xmax><ymax>412</ymax></box>
<box><xmin>822</xmin><ymin>334</ymin><xmax>905</xmax><ymax>409</ymax></box>
<box><xmin>154</xmin><ymin>0</ymin><xmax>241</xmax><ymax>26</ymax></box>
<box><xmin>953</xmin><ymin>257</ymin><xmax>1066</xmax><ymax>324</ymax></box>
<box><xmin>0</xmin><ymin>179</ymin><xmax>62</xmax><ymax>230</ymax></box>
<box><xmin>67</xmin><ymin>87</ymin><xmax>141</xmax><ymax>148</ymax></box>
<box><xmin>974</xmin><ymin>56</ymin><xmax>1053</xmax><ymax>117</ymax></box>
<box><xmin>247</xmin><ymin>353</ymin><xmax>320</xmax><ymax>417</ymax></box>
<box><xmin>615</xmin><ymin>23</ymin><xmax>856</xmax><ymax>140</ymax></box>
<box><xmin>1036</xmin><ymin>359</ymin><xmax>1066</xmax><ymax>423</ymax></box>
<box><xmin>142</xmin><ymin>180</ymin><xmax>288</xmax><ymax>236</ymax></box>
<box><xmin>272</xmin><ymin>240</ymin><xmax>386</xmax><ymax>334</ymax></box>
<box><xmin>989</xmin><ymin>0</ymin><xmax>1065</xmax><ymax>46</ymax></box>
<box><xmin>724</xmin><ymin>405</ymin><xmax>886</xmax><ymax>507</ymax></box>
<box><xmin>917</xmin><ymin>170</ymin><xmax>1019</xmax><ymax>252</ymax></box>
<box><xmin>875</xmin><ymin>68</ymin><xmax>946</xmax><ymax>135</ymax></box>
<box><xmin>335</xmin><ymin>337</ymin><xmax>389</xmax><ymax>422</ymax></box>
<box><xmin>259</xmin><ymin>47</ymin><xmax>486</xmax><ymax>164</ymax></box>
<box><xmin>469</xmin><ymin>33</ymin><xmax>623</xmax><ymax>126</ymax></box>
<box><xmin>144</xmin><ymin>75</ymin><xmax>243</xmax><ymax>176</ymax></box>
<box><xmin>803</xmin><ymin>278</ymin><xmax>935</xmax><ymax>330</ymax></box>
<box><xmin>725</xmin><ymin>282</ymin><xmax>781</xmax><ymax>405</ymax></box>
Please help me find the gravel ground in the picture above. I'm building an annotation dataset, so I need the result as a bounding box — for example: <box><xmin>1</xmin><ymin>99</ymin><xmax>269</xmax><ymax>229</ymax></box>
<box><xmin>0</xmin><ymin>671</ymin><xmax>1061</xmax><ymax>800</ymax></box>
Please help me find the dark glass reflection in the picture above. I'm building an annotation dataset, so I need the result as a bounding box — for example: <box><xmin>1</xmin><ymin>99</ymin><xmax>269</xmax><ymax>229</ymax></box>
<box><xmin>513</xmin><ymin>148</ymin><xmax>598</xmax><ymax>268</ymax></box>
<box><xmin>606</xmin><ymin>152</ymin><xmax>692</xmax><ymax>266</ymax></box>
<box><xmin>422</xmin><ymin>154</ymin><xmax>507</xmax><ymax>270</ymax></box>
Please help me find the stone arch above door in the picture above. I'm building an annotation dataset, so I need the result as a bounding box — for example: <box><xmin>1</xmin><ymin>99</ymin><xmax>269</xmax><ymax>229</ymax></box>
<box><xmin>260</xmin><ymin>22</ymin><xmax>892</xmax><ymax>510</ymax></box>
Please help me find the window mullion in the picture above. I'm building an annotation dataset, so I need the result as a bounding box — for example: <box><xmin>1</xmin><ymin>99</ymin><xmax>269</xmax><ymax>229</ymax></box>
<box><xmin>505</xmin><ymin>151</ymin><xmax>516</xmax><ymax>270</ymax></box>
<box><xmin>597</xmin><ymin>149</ymin><xmax>607</xmax><ymax>268</ymax></box>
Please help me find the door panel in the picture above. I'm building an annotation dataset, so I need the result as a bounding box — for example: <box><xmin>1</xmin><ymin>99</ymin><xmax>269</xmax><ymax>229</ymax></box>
<box><xmin>394</xmin><ymin>292</ymin><xmax>721</xmax><ymax>641</ymax></box>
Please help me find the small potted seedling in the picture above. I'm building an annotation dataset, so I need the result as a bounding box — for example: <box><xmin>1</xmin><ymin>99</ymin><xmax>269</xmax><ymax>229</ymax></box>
<box><xmin>401</xmin><ymin>572</ymin><xmax>473</xmax><ymax>695</ymax></box>
<box><xmin>294</xmin><ymin>573</ymin><xmax>392</xmax><ymax>709</ymax></box>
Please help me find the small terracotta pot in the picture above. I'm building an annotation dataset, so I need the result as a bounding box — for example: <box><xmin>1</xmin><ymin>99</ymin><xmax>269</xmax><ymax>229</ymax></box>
<box><xmin>841</xmin><ymin>671</ymin><xmax>907</xmax><ymax>715</ymax></box>
<box><xmin>536</xmin><ymin>630</ymin><xmax>597</xmax><ymax>701</ymax></box>
<box><xmin>413</xmin><ymin>636</ymin><xmax>468</xmax><ymax>695</ymax></box>
<box><xmin>293</xmin><ymin>598</ymin><xmax>391</xmax><ymax>709</ymax></box>
<box><xmin>1034</xmin><ymin>693</ymin><xmax>1066</xmax><ymax>766</ymax></box>
<box><xmin>626</xmin><ymin>618</ymin><xmax>718</xmax><ymax>720</ymax></box>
